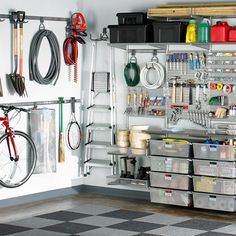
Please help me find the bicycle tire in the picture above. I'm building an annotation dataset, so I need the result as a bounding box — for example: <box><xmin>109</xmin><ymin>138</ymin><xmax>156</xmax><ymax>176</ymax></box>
<box><xmin>0</xmin><ymin>130</ymin><xmax>37</xmax><ymax>188</ymax></box>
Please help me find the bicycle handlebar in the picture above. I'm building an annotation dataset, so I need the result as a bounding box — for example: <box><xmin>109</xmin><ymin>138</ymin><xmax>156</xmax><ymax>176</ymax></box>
<box><xmin>0</xmin><ymin>105</ymin><xmax>28</xmax><ymax>113</ymax></box>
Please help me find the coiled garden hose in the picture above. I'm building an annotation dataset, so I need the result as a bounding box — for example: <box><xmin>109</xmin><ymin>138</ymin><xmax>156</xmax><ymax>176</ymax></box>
<box><xmin>140</xmin><ymin>61</ymin><xmax>165</xmax><ymax>89</ymax></box>
<box><xmin>124</xmin><ymin>62</ymin><xmax>140</xmax><ymax>87</ymax></box>
<box><xmin>29</xmin><ymin>29</ymin><xmax>61</xmax><ymax>85</ymax></box>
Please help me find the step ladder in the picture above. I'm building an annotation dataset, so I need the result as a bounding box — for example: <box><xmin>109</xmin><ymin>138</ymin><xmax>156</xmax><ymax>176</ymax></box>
<box><xmin>83</xmin><ymin>42</ymin><xmax>117</xmax><ymax>176</ymax></box>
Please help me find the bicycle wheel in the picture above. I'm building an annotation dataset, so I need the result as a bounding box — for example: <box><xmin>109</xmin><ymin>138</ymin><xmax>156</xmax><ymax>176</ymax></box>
<box><xmin>0</xmin><ymin>130</ymin><xmax>37</xmax><ymax>188</ymax></box>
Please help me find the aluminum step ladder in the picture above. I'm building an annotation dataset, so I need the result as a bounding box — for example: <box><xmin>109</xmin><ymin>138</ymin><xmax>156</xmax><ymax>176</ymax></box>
<box><xmin>83</xmin><ymin>41</ymin><xmax>117</xmax><ymax>176</ymax></box>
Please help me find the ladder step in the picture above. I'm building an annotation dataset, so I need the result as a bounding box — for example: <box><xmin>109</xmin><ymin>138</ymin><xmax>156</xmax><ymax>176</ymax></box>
<box><xmin>87</xmin><ymin>123</ymin><xmax>111</xmax><ymax>131</ymax></box>
<box><xmin>85</xmin><ymin>159</ymin><xmax>113</xmax><ymax>168</ymax></box>
<box><xmin>87</xmin><ymin>105</ymin><xmax>111</xmax><ymax>111</ymax></box>
<box><xmin>85</xmin><ymin>141</ymin><xmax>111</xmax><ymax>149</ymax></box>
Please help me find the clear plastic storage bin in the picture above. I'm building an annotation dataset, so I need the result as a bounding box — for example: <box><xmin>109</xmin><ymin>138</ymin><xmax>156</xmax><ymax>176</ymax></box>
<box><xmin>193</xmin><ymin>176</ymin><xmax>236</xmax><ymax>195</ymax></box>
<box><xmin>193</xmin><ymin>192</ymin><xmax>236</xmax><ymax>212</ymax></box>
<box><xmin>150</xmin><ymin>140</ymin><xmax>191</xmax><ymax>157</ymax></box>
<box><xmin>150</xmin><ymin>156</ymin><xmax>192</xmax><ymax>174</ymax></box>
<box><xmin>150</xmin><ymin>172</ymin><xmax>192</xmax><ymax>190</ymax></box>
<box><xmin>193</xmin><ymin>159</ymin><xmax>236</xmax><ymax>178</ymax></box>
<box><xmin>193</xmin><ymin>143</ymin><xmax>236</xmax><ymax>161</ymax></box>
<box><xmin>150</xmin><ymin>187</ymin><xmax>193</xmax><ymax>207</ymax></box>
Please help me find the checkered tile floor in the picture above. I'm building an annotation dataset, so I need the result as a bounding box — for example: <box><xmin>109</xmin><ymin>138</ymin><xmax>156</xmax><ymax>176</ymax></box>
<box><xmin>2</xmin><ymin>204</ymin><xmax>236</xmax><ymax>235</ymax></box>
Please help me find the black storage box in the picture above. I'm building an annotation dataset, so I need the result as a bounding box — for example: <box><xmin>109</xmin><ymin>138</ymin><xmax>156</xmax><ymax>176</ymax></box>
<box><xmin>116</xmin><ymin>12</ymin><xmax>151</xmax><ymax>25</ymax></box>
<box><xmin>108</xmin><ymin>25</ymin><xmax>153</xmax><ymax>43</ymax></box>
<box><xmin>153</xmin><ymin>22</ymin><xmax>188</xmax><ymax>43</ymax></box>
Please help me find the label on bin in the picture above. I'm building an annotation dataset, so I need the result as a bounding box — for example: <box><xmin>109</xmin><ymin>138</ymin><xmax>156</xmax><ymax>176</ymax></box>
<box><xmin>165</xmin><ymin>175</ymin><xmax>172</xmax><ymax>181</ymax></box>
<box><xmin>165</xmin><ymin>191</ymin><xmax>172</xmax><ymax>197</ymax></box>
<box><xmin>165</xmin><ymin>143</ymin><xmax>173</xmax><ymax>149</ymax></box>
<box><xmin>209</xmin><ymin>146</ymin><xmax>217</xmax><ymax>152</ymax></box>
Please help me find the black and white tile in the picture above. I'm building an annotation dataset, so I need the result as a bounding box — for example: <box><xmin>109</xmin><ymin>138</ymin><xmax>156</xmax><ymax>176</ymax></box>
<box><xmin>2</xmin><ymin>204</ymin><xmax>236</xmax><ymax>236</ymax></box>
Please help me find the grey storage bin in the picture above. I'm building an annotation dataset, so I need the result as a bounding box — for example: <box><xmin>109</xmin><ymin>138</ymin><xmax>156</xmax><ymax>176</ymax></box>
<box><xmin>150</xmin><ymin>187</ymin><xmax>193</xmax><ymax>207</ymax></box>
<box><xmin>193</xmin><ymin>143</ymin><xmax>236</xmax><ymax>161</ymax></box>
<box><xmin>193</xmin><ymin>192</ymin><xmax>236</xmax><ymax>212</ymax></box>
<box><xmin>150</xmin><ymin>172</ymin><xmax>192</xmax><ymax>190</ymax></box>
<box><xmin>193</xmin><ymin>159</ymin><xmax>236</xmax><ymax>178</ymax></box>
<box><xmin>150</xmin><ymin>156</ymin><xmax>192</xmax><ymax>174</ymax></box>
<box><xmin>193</xmin><ymin>176</ymin><xmax>236</xmax><ymax>195</ymax></box>
<box><xmin>150</xmin><ymin>140</ymin><xmax>191</xmax><ymax>157</ymax></box>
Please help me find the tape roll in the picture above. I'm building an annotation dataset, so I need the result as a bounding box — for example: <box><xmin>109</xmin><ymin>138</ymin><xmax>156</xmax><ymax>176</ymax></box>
<box><xmin>216</xmin><ymin>83</ymin><xmax>224</xmax><ymax>91</ymax></box>
<box><xmin>210</xmin><ymin>83</ymin><xmax>217</xmax><ymax>90</ymax></box>
<box><xmin>223</xmin><ymin>84</ymin><xmax>233</xmax><ymax>94</ymax></box>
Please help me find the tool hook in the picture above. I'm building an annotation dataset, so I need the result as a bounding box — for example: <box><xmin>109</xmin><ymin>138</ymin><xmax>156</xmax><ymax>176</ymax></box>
<box><xmin>39</xmin><ymin>17</ymin><xmax>45</xmax><ymax>30</ymax></box>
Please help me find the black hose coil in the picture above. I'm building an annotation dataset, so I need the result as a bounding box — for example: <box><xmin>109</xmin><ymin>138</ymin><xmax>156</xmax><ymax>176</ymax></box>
<box><xmin>29</xmin><ymin>29</ymin><xmax>61</xmax><ymax>85</ymax></box>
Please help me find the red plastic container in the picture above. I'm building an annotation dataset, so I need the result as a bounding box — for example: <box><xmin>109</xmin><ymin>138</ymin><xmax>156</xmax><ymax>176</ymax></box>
<box><xmin>210</xmin><ymin>21</ymin><xmax>230</xmax><ymax>42</ymax></box>
<box><xmin>229</xmin><ymin>27</ymin><xmax>236</xmax><ymax>42</ymax></box>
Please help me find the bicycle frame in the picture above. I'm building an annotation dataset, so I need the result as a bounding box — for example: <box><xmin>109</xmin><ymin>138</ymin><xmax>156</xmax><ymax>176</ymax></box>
<box><xmin>0</xmin><ymin>113</ymin><xmax>18</xmax><ymax>161</ymax></box>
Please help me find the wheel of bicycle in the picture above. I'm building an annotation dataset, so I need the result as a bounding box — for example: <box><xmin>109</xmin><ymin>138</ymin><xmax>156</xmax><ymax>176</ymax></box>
<box><xmin>0</xmin><ymin>130</ymin><xmax>37</xmax><ymax>188</ymax></box>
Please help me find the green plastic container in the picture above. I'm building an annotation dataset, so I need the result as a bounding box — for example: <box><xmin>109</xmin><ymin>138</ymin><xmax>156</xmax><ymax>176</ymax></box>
<box><xmin>198</xmin><ymin>19</ymin><xmax>210</xmax><ymax>43</ymax></box>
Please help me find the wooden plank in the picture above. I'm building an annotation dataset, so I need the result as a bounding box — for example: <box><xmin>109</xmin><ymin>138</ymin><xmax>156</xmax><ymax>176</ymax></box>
<box><xmin>193</xmin><ymin>6</ymin><xmax>236</xmax><ymax>16</ymax></box>
<box><xmin>156</xmin><ymin>2</ymin><xmax>236</xmax><ymax>8</ymax></box>
<box><xmin>148</xmin><ymin>8</ymin><xmax>192</xmax><ymax>17</ymax></box>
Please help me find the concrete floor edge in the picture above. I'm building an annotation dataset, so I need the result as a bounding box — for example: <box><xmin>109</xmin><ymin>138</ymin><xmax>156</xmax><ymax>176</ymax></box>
<box><xmin>0</xmin><ymin>185</ymin><xmax>150</xmax><ymax>209</ymax></box>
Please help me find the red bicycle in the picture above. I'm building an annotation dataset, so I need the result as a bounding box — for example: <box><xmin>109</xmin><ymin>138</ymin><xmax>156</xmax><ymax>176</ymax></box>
<box><xmin>0</xmin><ymin>105</ymin><xmax>37</xmax><ymax>188</ymax></box>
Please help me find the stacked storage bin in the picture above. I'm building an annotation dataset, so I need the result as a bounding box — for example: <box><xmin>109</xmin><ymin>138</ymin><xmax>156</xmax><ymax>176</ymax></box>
<box><xmin>149</xmin><ymin>139</ymin><xmax>193</xmax><ymax>207</ymax></box>
<box><xmin>108</xmin><ymin>13</ymin><xmax>154</xmax><ymax>43</ymax></box>
<box><xmin>193</xmin><ymin>143</ymin><xmax>236</xmax><ymax>212</ymax></box>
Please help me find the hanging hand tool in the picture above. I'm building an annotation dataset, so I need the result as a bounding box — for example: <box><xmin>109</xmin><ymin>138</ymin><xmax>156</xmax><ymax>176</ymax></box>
<box><xmin>59</xmin><ymin>97</ymin><xmax>65</xmax><ymax>162</ymax></box>
<box><xmin>138</xmin><ymin>90</ymin><xmax>143</xmax><ymax>115</ymax></box>
<box><xmin>16</xmin><ymin>11</ymin><xmax>27</xmax><ymax>96</ymax></box>
<box><xmin>180</xmin><ymin>81</ymin><xmax>184</xmax><ymax>103</ymax></box>
<box><xmin>7</xmin><ymin>11</ymin><xmax>26</xmax><ymax>96</ymax></box>
<box><xmin>188</xmin><ymin>80</ymin><xmax>194</xmax><ymax>105</ymax></box>
<box><xmin>124</xmin><ymin>90</ymin><xmax>132</xmax><ymax>114</ymax></box>
<box><xmin>133</xmin><ymin>90</ymin><xmax>137</xmax><ymax>114</ymax></box>
<box><xmin>195</xmin><ymin>84</ymin><xmax>201</xmax><ymax>109</ymax></box>
<box><xmin>171</xmin><ymin>77</ymin><xmax>177</xmax><ymax>104</ymax></box>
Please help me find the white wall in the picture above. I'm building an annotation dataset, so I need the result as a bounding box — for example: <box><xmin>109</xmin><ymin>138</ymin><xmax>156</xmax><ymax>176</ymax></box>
<box><xmin>0</xmin><ymin>0</ymin><xmax>85</xmax><ymax>201</ymax></box>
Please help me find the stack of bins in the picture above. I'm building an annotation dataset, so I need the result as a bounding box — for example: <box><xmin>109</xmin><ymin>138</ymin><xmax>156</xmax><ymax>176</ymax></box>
<box><xmin>149</xmin><ymin>140</ymin><xmax>193</xmax><ymax>207</ymax></box>
<box><xmin>193</xmin><ymin>143</ymin><xmax>236</xmax><ymax>212</ymax></box>
<box><xmin>108</xmin><ymin>12</ymin><xmax>154</xmax><ymax>43</ymax></box>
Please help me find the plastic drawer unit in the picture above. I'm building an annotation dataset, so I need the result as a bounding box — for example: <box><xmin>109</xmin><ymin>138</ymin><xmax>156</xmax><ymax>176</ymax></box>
<box><xmin>193</xmin><ymin>159</ymin><xmax>236</xmax><ymax>178</ymax></box>
<box><xmin>150</xmin><ymin>156</ymin><xmax>192</xmax><ymax>174</ymax></box>
<box><xmin>150</xmin><ymin>140</ymin><xmax>192</xmax><ymax>157</ymax></box>
<box><xmin>193</xmin><ymin>176</ymin><xmax>236</xmax><ymax>195</ymax></box>
<box><xmin>150</xmin><ymin>187</ymin><xmax>193</xmax><ymax>207</ymax></box>
<box><xmin>193</xmin><ymin>192</ymin><xmax>236</xmax><ymax>212</ymax></box>
<box><xmin>150</xmin><ymin>172</ymin><xmax>192</xmax><ymax>190</ymax></box>
<box><xmin>193</xmin><ymin>143</ymin><xmax>236</xmax><ymax>161</ymax></box>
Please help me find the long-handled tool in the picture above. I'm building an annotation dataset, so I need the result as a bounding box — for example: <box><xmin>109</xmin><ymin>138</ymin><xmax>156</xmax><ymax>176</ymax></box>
<box><xmin>7</xmin><ymin>11</ymin><xmax>26</xmax><ymax>96</ymax></box>
<box><xmin>59</xmin><ymin>97</ymin><xmax>65</xmax><ymax>162</ymax></box>
<box><xmin>16</xmin><ymin>11</ymin><xmax>27</xmax><ymax>96</ymax></box>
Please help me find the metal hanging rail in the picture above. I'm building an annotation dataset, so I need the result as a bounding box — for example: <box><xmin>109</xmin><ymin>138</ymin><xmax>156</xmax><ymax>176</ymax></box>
<box><xmin>0</xmin><ymin>13</ymin><xmax>69</xmax><ymax>22</ymax></box>
<box><xmin>0</xmin><ymin>99</ymin><xmax>80</xmax><ymax>107</ymax></box>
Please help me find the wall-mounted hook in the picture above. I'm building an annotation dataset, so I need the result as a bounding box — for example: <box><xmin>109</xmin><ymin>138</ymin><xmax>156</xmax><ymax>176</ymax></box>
<box><xmin>90</xmin><ymin>27</ymin><xmax>109</xmax><ymax>41</ymax></box>
<box><xmin>151</xmin><ymin>49</ymin><xmax>158</xmax><ymax>63</ymax></box>
<box><xmin>39</xmin><ymin>17</ymin><xmax>45</xmax><ymax>30</ymax></box>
